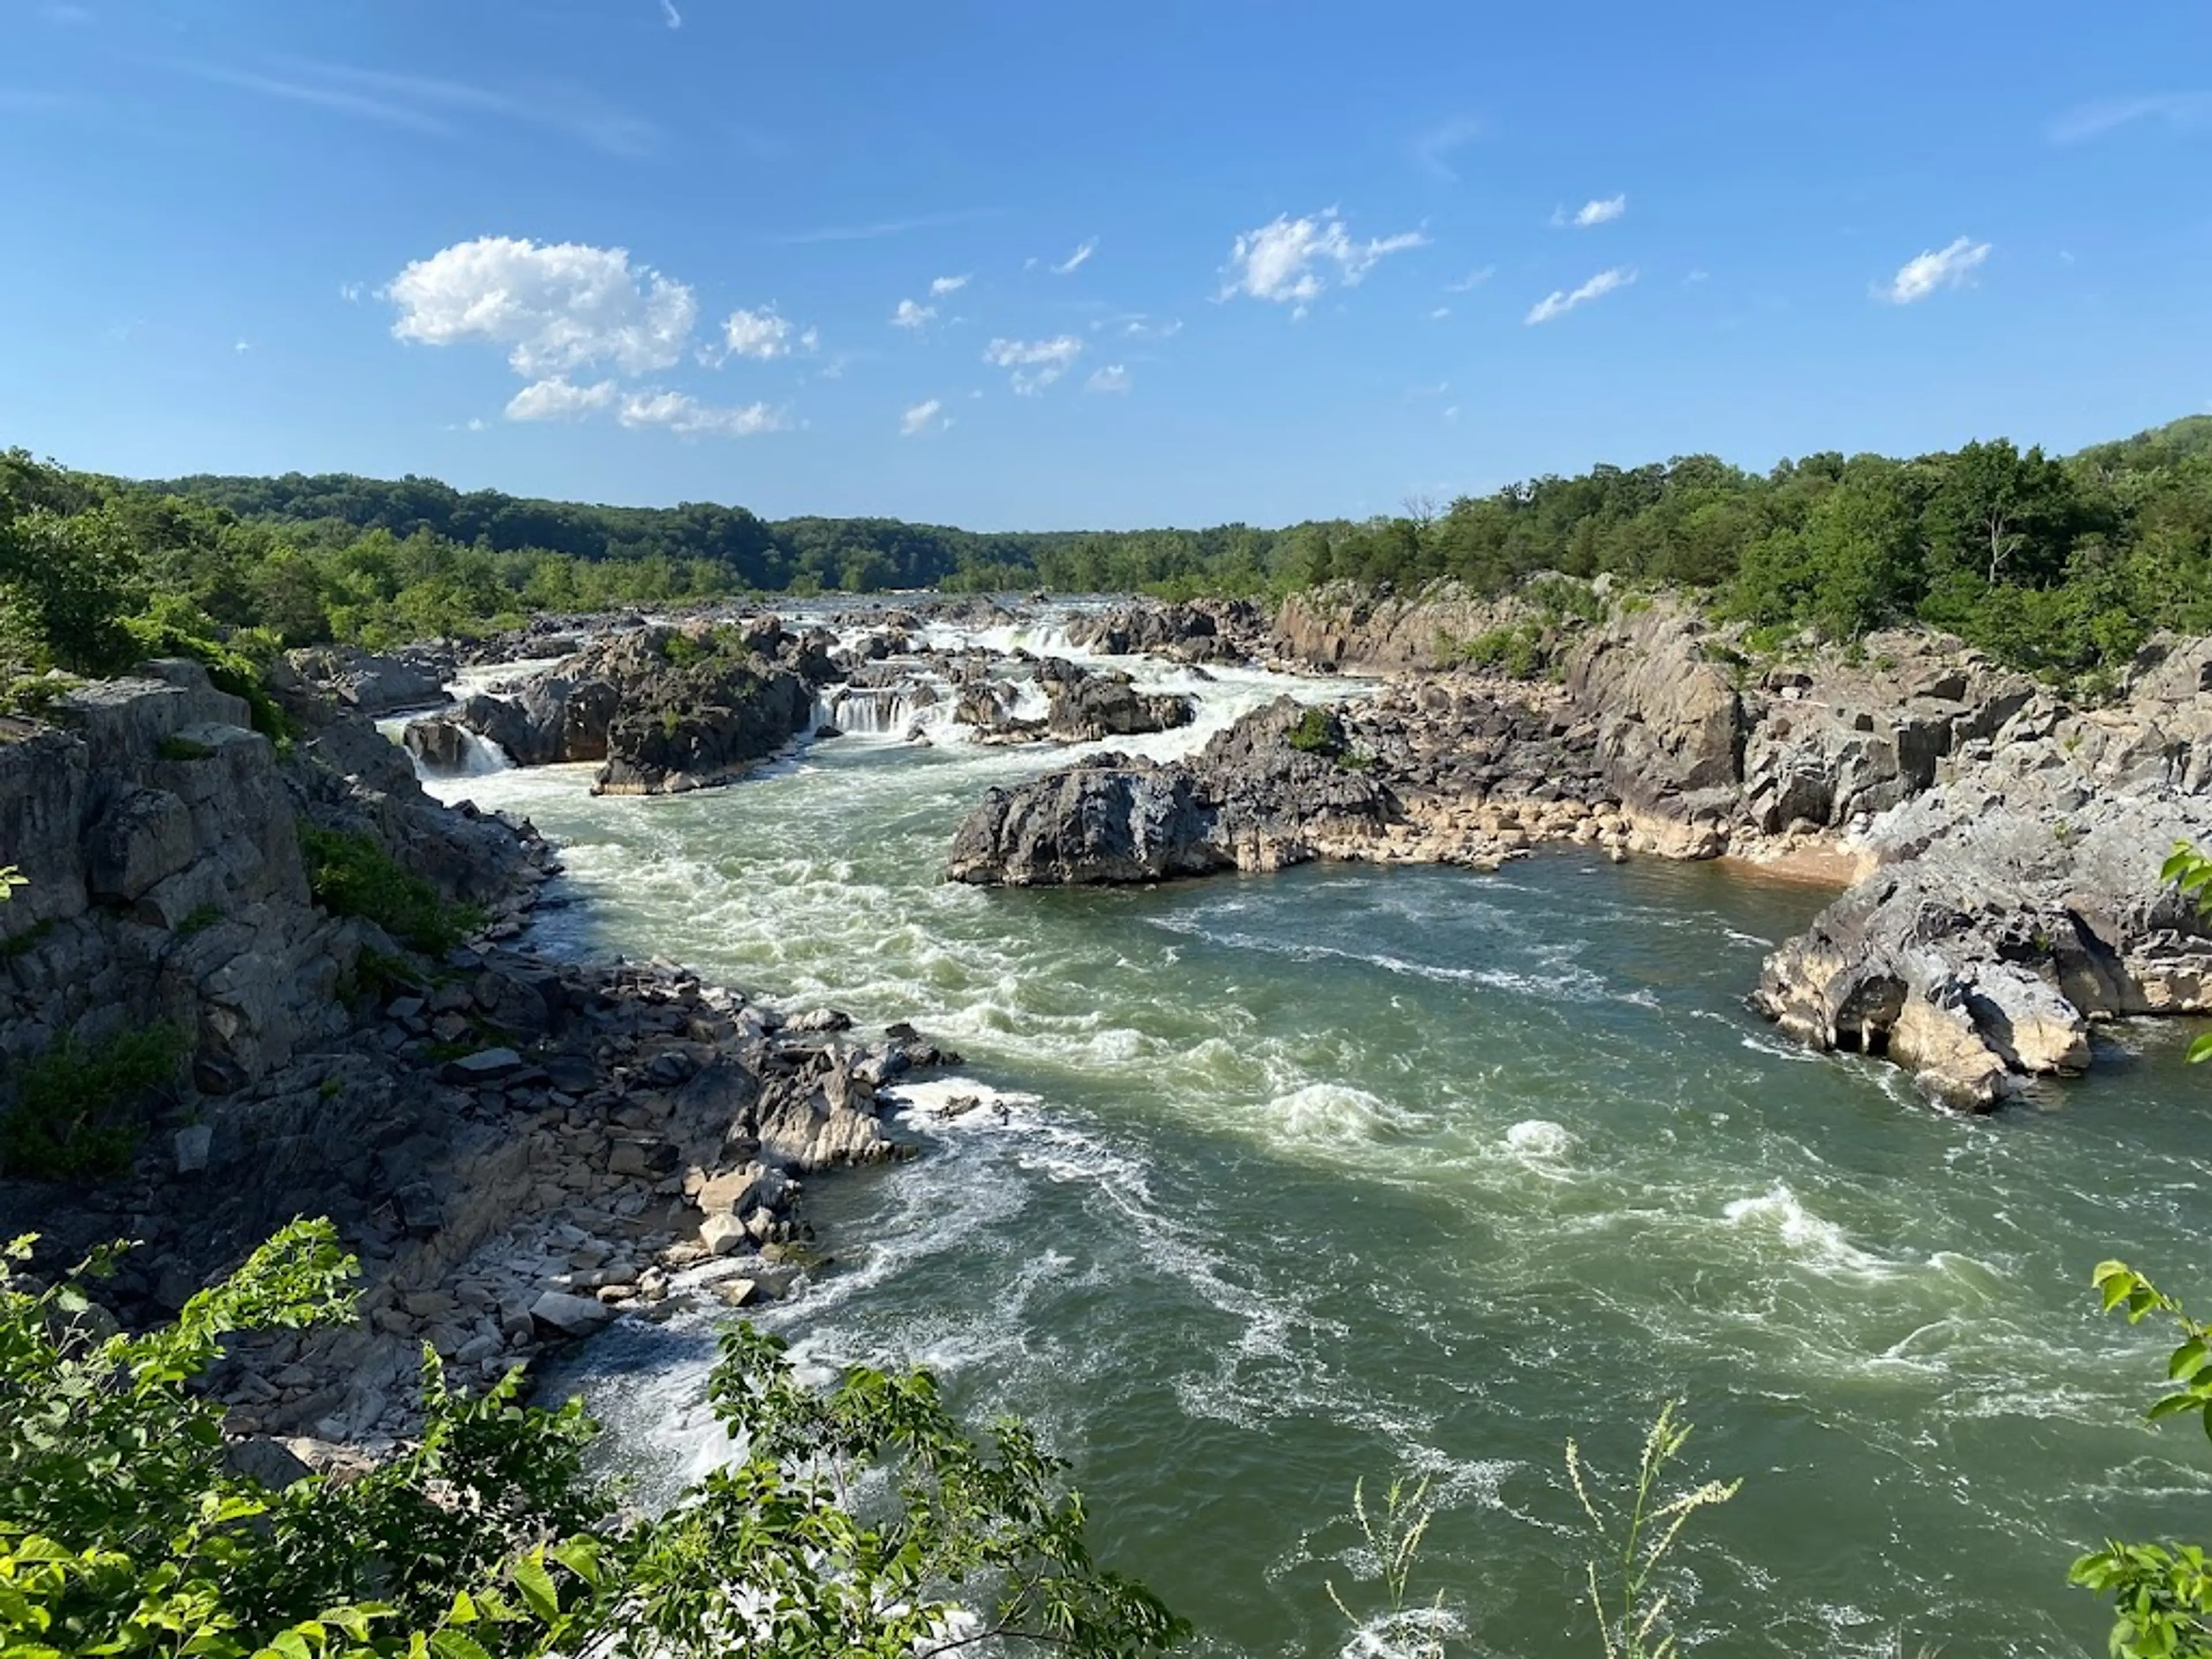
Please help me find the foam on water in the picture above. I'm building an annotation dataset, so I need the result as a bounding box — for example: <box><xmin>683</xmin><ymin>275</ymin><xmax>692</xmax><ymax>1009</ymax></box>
<box><xmin>383</xmin><ymin>613</ymin><xmax>2212</xmax><ymax>1658</ymax></box>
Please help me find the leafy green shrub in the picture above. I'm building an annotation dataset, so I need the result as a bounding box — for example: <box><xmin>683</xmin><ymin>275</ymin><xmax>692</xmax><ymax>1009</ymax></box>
<box><xmin>298</xmin><ymin>824</ymin><xmax>481</xmax><ymax>957</ymax></box>
<box><xmin>0</xmin><ymin>673</ymin><xmax>84</xmax><ymax>718</ymax></box>
<box><xmin>2075</xmin><ymin>1262</ymin><xmax>2212</xmax><ymax>1654</ymax></box>
<box><xmin>1286</xmin><ymin>705</ymin><xmax>1343</xmax><ymax>756</ymax></box>
<box><xmin>0</xmin><ymin>1022</ymin><xmax>188</xmax><ymax>1179</ymax></box>
<box><xmin>0</xmin><ymin>1219</ymin><xmax>1184</xmax><ymax>1659</ymax></box>
<box><xmin>156</xmin><ymin>734</ymin><xmax>214</xmax><ymax>762</ymax></box>
<box><xmin>1527</xmin><ymin>575</ymin><xmax>1604</xmax><ymax>625</ymax></box>
<box><xmin>173</xmin><ymin>903</ymin><xmax>225</xmax><ymax>938</ymax></box>
<box><xmin>1460</xmin><ymin>624</ymin><xmax>1547</xmax><ymax>680</ymax></box>
<box><xmin>122</xmin><ymin>616</ymin><xmax>294</xmax><ymax>745</ymax></box>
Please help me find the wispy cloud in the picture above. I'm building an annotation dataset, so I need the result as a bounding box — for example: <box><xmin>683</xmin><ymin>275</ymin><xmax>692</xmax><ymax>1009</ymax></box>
<box><xmin>1085</xmin><ymin>365</ymin><xmax>1130</xmax><ymax>395</ymax></box>
<box><xmin>929</xmin><ymin>273</ymin><xmax>970</xmax><ymax>296</ymax></box>
<box><xmin>1427</xmin><ymin>306</ymin><xmax>1450</xmax><ymax>321</ymax></box>
<box><xmin>1218</xmin><ymin>209</ymin><xmax>1427</xmax><ymax>317</ymax></box>
<box><xmin>338</xmin><ymin>281</ymin><xmax>365</xmax><ymax>302</ymax></box>
<box><xmin>1051</xmin><ymin>237</ymin><xmax>1098</xmax><ymax>275</ymax></box>
<box><xmin>1411</xmin><ymin>114</ymin><xmax>1482</xmax><ymax>181</ymax></box>
<box><xmin>615</xmin><ymin>388</ymin><xmax>783</xmax><ymax>437</ymax></box>
<box><xmin>1876</xmin><ymin>236</ymin><xmax>1990</xmax><ymax>304</ymax></box>
<box><xmin>983</xmin><ymin>335</ymin><xmax>1082</xmax><ymax>395</ymax></box>
<box><xmin>176</xmin><ymin>58</ymin><xmax>656</xmax><ymax>154</ymax></box>
<box><xmin>1524</xmin><ymin>266</ymin><xmax>1635</xmax><ymax>324</ymax></box>
<box><xmin>658</xmin><ymin>0</ymin><xmax>682</xmax><ymax>28</ymax></box>
<box><xmin>900</xmin><ymin>398</ymin><xmax>946</xmax><ymax>437</ymax></box>
<box><xmin>767</xmin><ymin>208</ymin><xmax>998</xmax><ymax>246</ymax></box>
<box><xmin>1444</xmin><ymin>264</ymin><xmax>1494</xmax><ymax>292</ymax></box>
<box><xmin>180</xmin><ymin>62</ymin><xmax>450</xmax><ymax>134</ymax></box>
<box><xmin>1552</xmin><ymin>195</ymin><xmax>1626</xmax><ymax>229</ymax></box>
<box><xmin>2047</xmin><ymin>91</ymin><xmax>2212</xmax><ymax>144</ymax></box>
<box><xmin>891</xmin><ymin>298</ymin><xmax>935</xmax><ymax>331</ymax></box>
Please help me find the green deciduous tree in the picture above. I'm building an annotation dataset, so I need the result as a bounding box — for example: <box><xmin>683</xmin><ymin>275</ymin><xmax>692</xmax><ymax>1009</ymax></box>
<box><xmin>0</xmin><ymin>1219</ymin><xmax>1184</xmax><ymax>1659</ymax></box>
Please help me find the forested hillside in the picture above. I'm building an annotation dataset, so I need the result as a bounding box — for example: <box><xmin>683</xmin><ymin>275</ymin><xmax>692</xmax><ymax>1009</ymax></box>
<box><xmin>3</xmin><ymin>416</ymin><xmax>2209</xmax><ymax>695</ymax></box>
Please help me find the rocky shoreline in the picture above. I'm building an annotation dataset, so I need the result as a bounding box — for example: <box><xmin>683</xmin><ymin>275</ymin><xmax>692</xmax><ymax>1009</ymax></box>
<box><xmin>0</xmin><ymin>648</ymin><xmax>962</xmax><ymax>1465</ymax></box>
<box><xmin>944</xmin><ymin>584</ymin><xmax>2212</xmax><ymax>1108</ymax></box>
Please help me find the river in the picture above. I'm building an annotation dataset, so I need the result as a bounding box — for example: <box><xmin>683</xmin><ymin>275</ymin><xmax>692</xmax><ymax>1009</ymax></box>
<box><xmin>414</xmin><ymin>621</ymin><xmax>2212</xmax><ymax>1658</ymax></box>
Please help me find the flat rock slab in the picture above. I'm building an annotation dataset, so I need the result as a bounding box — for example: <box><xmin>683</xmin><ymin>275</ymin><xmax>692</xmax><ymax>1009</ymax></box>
<box><xmin>440</xmin><ymin>1047</ymin><xmax>524</xmax><ymax>1082</ymax></box>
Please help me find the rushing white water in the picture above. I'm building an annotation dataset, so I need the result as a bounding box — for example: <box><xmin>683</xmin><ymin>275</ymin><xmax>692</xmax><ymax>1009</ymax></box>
<box><xmin>409</xmin><ymin>612</ymin><xmax>2212</xmax><ymax>1659</ymax></box>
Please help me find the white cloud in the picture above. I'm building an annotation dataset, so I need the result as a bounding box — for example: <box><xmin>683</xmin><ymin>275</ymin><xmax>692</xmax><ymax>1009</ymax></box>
<box><xmin>617</xmin><ymin>388</ymin><xmax>782</xmax><ymax>437</ymax></box>
<box><xmin>1051</xmin><ymin>237</ymin><xmax>1097</xmax><ymax>275</ymax></box>
<box><xmin>929</xmin><ymin>273</ymin><xmax>970</xmax><ymax>296</ymax></box>
<box><xmin>181</xmin><ymin>59</ymin><xmax>656</xmax><ymax>156</ymax></box>
<box><xmin>2047</xmin><ymin>92</ymin><xmax>2212</xmax><ymax>145</ymax></box>
<box><xmin>658</xmin><ymin>0</ymin><xmax>681</xmax><ymax>26</ymax></box>
<box><xmin>721</xmin><ymin>304</ymin><xmax>809</xmax><ymax>359</ymax></box>
<box><xmin>1427</xmin><ymin>306</ymin><xmax>1450</xmax><ymax>321</ymax></box>
<box><xmin>1553</xmin><ymin>195</ymin><xmax>1626</xmax><ymax>228</ymax></box>
<box><xmin>1877</xmin><ymin>236</ymin><xmax>1991</xmax><ymax>304</ymax></box>
<box><xmin>1108</xmin><ymin>314</ymin><xmax>1181</xmax><ymax>340</ymax></box>
<box><xmin>338</xmin><ymin>281</ymin><xmax>364</xmax><ymax>302</ymax></box>
<box><xmin>1218</xmin><ymin>210</ymin><xmax>1427</xmax><ymax>315</ymax></box>
<box><xmin>983</xmin><ymin>334</ymin><xmax>1083</xmax><ymax>394</ymax></box>
<box><xmin>1444</xmin><ymin>265</ymin><xmax>1494</xmax><ymax>291</ymax></box>
<box><xmin>1411</xmin><ymin>114</ymin><xmax>1482</xmax><ymax>182</ymax></box>
<box><xmin>1085</xmin><ymin>365</ymin><xmax>1130</xmax><ymax>394</ymax></box>
<box><xmin>388</xmin><ymin>236</ymin><xmax>696</xmax><ymax>375</ymax></box>
<box><xmin>1524</xmin><ymin>266</ymin><xmax>1636</xmax><ymax>324</ymax></box>
<box><xmin>891</xmin><ymin>297</ymin><xmax>936</xmax><ymax>330</ymax></box>
<box><xmin>505</xmin><ymin>376</ymin><xmax>619</xmax><ymax>421</ymax></box>
<box><xmin>900</xmin><ymin>397</ymin><xmax>945</xmax><ymax>437</ymax></box>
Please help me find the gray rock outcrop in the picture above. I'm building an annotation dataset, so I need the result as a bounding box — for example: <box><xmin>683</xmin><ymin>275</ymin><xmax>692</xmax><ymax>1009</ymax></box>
<box><xmin>430</xmin><ymin>619</ymin><xmax>834</xmax><ymax>795</ymax></box>
<box><xmin>287</xmin><ymin>646</ymin><xmax>450</xmax><ymax>715</ymax></box>
<box><xmin>946</xmin><ymin>698</ymin><xmax>1389</xmax><ymax>885</ymax></box>
<box><xmin>1753</xmin><ymin>638</ymin><xmax>2212</xmax><ymax>1107</ymax></box>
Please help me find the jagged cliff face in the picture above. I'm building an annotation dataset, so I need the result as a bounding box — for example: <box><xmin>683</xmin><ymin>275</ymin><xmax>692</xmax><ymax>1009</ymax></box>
<box><xmin>0</xmin><ymin>662</ymin><xmax>363</xmax><ymax>1086</ymax></box>
<box><xmin>0</xmin><ymin>659</ymin><xmax>529</xmax><ymax>1091</ymax></box>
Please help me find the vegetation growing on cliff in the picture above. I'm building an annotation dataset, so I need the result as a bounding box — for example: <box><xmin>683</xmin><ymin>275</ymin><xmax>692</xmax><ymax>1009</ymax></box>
<box><xmin>298</xmin><ymin>825</ymin><xmax>483</xmax><ymax>957</ymax></box>
<box><xmin>0</xmin><ymin>1219</ymin><xmax>1184</xmax><ymax>1659</ymax></box>
<box><xmin>0</xmin><ymin>1023</ymin><xmax>187</xmax><ymax>1180</ymax></box>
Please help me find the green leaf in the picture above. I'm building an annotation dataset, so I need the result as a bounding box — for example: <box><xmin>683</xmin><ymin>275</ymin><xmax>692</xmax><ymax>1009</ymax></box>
<box><xmin>429</xmin><ymin>1631</ymin><xmax>493</xmax><ymax>1659</ymax></box>
<box><xmin>2169</xmin><ymin>1336</ymin><xmax>2209</xmax><ymax>1381</ymax></box>
<box><xmin>511</xmin><ymin>1554</ymin><xmax>559</xmax><ymax>1622</ymax></box>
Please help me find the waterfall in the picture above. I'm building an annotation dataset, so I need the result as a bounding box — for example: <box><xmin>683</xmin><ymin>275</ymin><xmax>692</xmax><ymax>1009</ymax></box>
<box><xmin>816</xmin><ymin>684</ymin><xmax>953</xmax><ymax>740</ymax></box>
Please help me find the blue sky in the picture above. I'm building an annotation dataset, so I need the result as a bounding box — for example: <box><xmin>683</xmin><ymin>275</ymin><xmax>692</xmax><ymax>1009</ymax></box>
<box><xmin>3</xmin><ymin>1</ymin><xmax>2208</xmax><ymax>530</ymax></box>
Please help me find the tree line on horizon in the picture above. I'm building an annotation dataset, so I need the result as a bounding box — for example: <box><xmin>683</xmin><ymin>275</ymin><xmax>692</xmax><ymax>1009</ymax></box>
<box><xmin>3</xmin><ymin>414</ymin><xmax>2210</xmax><ymax>688</ymax></box>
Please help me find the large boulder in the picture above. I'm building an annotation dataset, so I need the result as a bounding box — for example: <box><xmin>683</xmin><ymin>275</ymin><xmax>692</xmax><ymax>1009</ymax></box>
<box><xmin>286</xmin><ymin>647</ymin><xmax>448</xmax><ymax>715</ymax></box>
<box><xmin>946</xmin><ymin>698</ymin><xmax>1390</xmax><ymax>885</ymax></box>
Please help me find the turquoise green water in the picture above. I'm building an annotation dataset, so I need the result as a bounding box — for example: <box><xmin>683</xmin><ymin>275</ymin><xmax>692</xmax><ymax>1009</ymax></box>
<box><xmin>431</xmin><ymin>650</ymin><xmax>2212</xmax><ymax>1658</ymax></box>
